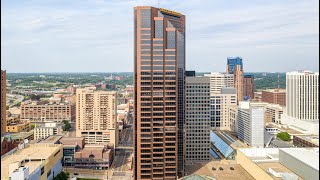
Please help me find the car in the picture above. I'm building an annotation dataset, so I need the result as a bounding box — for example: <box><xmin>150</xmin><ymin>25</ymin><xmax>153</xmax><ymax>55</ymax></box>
<box><xmin>74</xmin><ymin>173</ymin><xmax>79</xmax><ymax>175</ymax></box>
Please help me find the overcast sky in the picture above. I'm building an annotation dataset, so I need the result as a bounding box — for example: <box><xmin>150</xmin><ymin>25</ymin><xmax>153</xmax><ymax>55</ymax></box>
<box><xmin>1</xmin><ymin>0</ymin><xmax>319</xmax><ymax>73</ymax></box>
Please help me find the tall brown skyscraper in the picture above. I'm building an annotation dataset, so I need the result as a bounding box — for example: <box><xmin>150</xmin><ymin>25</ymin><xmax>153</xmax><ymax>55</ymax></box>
<box><xmin>134</xmin><ymin>6</ymin><xmax>185</xmax><ymax>179</ymax></box>
<box><xmin>1</xmin><ymin>70</ymin><xmax>6</xmax><ymax>136</ymax></box>
<box><xmin>226</xmin><ymin>57</ymin><xmax>244</xmax><ymax>102</ymax></box>
<box><xmin>244</xmin><ymin>75</ymin><xmax>255</xmax><ymax>100</ymax></box>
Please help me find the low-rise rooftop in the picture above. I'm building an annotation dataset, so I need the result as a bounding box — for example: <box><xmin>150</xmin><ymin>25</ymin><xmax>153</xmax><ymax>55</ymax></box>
<box><xmin>295</xmin><ymin>135</ymin><xmax>319</xmax><ymax>146</ymax></box>
<box><xmin>266</xmin><ymin>124</ymin><xmax>306</xmax><ymax>135</ymax></box>
<box><xmin>39</xmin><ymin>135</ymin><xmax>63</xmax><ymax>144</ymax></box>
<box><xmin>185</xmin><ymin>161</ymin><xmax>254</xmax><ymax>180</ymax></box>
<box><xmin>280</xmin><ymin>148</ymin><xmax>319</xmax><ymax>171</ymax></box>
<box><xmin>257</xmin><ymin>162</ymin><xmax>302</xmax><ymax>180</ymax></box>
<box><xmin>1</xmin><ymin>144</ymin><xmax>62</xmax><ymax>179</ymax></box>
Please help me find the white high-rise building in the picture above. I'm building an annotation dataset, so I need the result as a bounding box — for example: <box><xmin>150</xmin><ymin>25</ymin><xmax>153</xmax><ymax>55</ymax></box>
<box><xmin>286</xmin><ymin>71</ymin><xmax>319</xmax><ymax>121</ymax></box>
<box><xmin>282</xmin><ymin>71</ymin><xmax>319</xmax><ymax>135</ymax></box>
<box><xmin>237</xmin><ymin>102</ymin><xmax>264</xmax><ymax>147</ymax></box>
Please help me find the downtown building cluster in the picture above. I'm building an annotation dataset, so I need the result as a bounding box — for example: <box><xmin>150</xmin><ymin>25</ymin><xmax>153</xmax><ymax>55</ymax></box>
<box><xmin>0</xmin><ymin>5</ymin><xmax>319</xmax><ymax>180</ymax></box>
<box><xmin>132</xmin><ymin>6</ymin><xmax>258</xmax><ymax>180</ymax></box>
<box><xmin>133</xmin><ymin>6</ymin><xmax>319</xmax><ymax>180</ymax></box>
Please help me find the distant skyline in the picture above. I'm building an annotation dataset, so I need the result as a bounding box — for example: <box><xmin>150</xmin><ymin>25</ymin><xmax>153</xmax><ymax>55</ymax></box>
<box><xmin>1</xmin><ymin>0</ymin><xmax>319</xmax><ymax>73</ymax></box>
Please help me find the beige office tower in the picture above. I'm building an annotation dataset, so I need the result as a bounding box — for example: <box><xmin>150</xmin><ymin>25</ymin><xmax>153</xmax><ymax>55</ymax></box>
<box><xmin>204</xmin><ymin>72</ymin><xmax>234</xmax><ymax>94</ymax></box>
<box><xmin>134</xmin><ymin>6</ymin><xmax>186</xmax><ymax>180</ymax></box>
<box><xmin>76</xmin><ymin>87</ymin><xmax>118</xmax><ymax>147</ymax></box>
<box><xmin>1</xmin><ymin>70</ymin><xmax>6</xmax><ymax>136</ymax></box>
<box><xmin>220</xmin><ymin>88</ymin><xmax>237</xmax><ymax>130</ymax></box>
<box><xmin>226</xmin><ymin>57</ymin><xmax>244</xmax><ymax>102</ymax></box>
<box><xmin>204</xmin><ymin>73</ymin><xmax>236</xmax><ymax>129</ymax></box>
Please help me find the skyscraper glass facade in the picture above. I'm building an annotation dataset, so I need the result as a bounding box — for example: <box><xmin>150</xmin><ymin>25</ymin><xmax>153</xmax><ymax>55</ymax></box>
<box><xmin>227</xmin><ymin>57</ymin><xmax>243</xmax><ymax>74</ymax></box>
<box><xmin>134</xmin><ymin>6</ymin><xmax>185</xmax><ymax>179</ymax></box>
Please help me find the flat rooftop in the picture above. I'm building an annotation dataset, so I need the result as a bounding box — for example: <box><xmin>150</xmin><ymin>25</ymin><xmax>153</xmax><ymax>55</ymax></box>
<box><xmin>295</xmin><ymin>135</ymin><xmax>319</xmax><ymax>146</ymax></box>
<box><xmin>39</xmin><ymin>135</ymin><xmax>63</xmax><ymax>144</ymax></box>
<box><xmin>266</xmin><ymin>124</ymin><xmax>306</xmax><ymax>135</ymax></box>
<box><xmin>5</xmin><ymin>131</ymin><xmax>34</xmax><ymax>140</ymax></box>
<box><xmin>257</xmin><ymin>162</ymin><xmax>303</xmax><ymax>180</ymax></box>
<box><xmin>1</xmin><ymin>144</ymin><xmax>62</xmax><ymax>179</ymax></box>
<box><xmin>280</xmin><ymin>148</ymin><xmax>319</xmax><ymax>171</ymax></box>
<box><xmin>185</xmin><ymin>161</ymin><xmax>254</xmax><ymax>180</ymax></box>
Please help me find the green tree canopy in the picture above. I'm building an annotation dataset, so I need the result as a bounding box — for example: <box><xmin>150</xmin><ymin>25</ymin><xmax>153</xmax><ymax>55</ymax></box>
<box><xmin>277</xmin><ymin>132</ymin><xmax>291</xmax><ymax>141</ymax></box>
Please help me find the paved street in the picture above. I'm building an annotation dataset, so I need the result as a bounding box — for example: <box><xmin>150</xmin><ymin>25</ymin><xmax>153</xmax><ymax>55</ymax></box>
<box><xmin>118</xmin><ymin>114</ymin><xmax>133</xmax><ymax>147</ymax></box>
<box><xmin>111</xmin><ymin>111</ymin><xmax>133</xmax><ymax>179</ymax></box>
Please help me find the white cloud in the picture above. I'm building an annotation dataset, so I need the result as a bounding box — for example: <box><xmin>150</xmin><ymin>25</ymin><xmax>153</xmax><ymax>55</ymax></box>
<box><xmin>1</xmin><ymin>0</ymin><xmax>319</xmax><ymax>72</ymax></box>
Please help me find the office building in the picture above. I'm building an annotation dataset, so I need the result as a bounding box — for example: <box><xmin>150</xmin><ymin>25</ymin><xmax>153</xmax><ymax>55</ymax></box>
<box><xmin>20</xmin><ymin>101</ymin><xmax>76</xmax><ymax>122</ymax></box>
<box><xmin>282</xmin><ymin>71</ymin><xmax>319</xmax><ymax>135</ymax></box>
<box><xmin>237</xmin><ymin>102</ymin><xmax>264</xmax><ymax>147</ymax></box>
<box><xmin>226</xmin><ymin>57</ymin><xmax>244</xmax><ymax>102</ymax></box>
<box><xmin>6</xmin><ymin>121</ymin><xmax>31</xmax><ymax>133</ymax></box>
<box><xmin>207</xmin><ymin>87</ymin><xmax>237</xmax><ymax>129</ymax></box>
<box><xmin>286</xmin><ymin>71</ymin><xmax>318</xmax><ymax>120</ymax></box>
<box><xmin>204</xmin><ymin>72</ymin><xmax>234</xmax><ymax>94</ymax></box>
<box><xmin>6</xmin><ymin>114</ymin><xmax>31</xmax><ymax>133</ymax></box>
<box><xmin>228</xmin><ymin>106</ymin><xmax>238</xmax><ymax>132</ymax></box>
<box><xmin>34</xmin><ymin>122</ymin><xmax>63</xmax><ymax>140</ymax></box>
<box><xmin>76</xmin><ymin>87</ymin><xmax>118</xmax><ymax>147</ymax></box>
<box><xmin>1</xmin><ymin>70</ymin><xmax>6</xmax><ymax>136</ymax></box>
<box><xmin>203</xmin><ymin>73</ymin><xmax>236</xmax><ymax>129</ymax></box>
<box><xmin>264</xmin><ymin>104</ymin><xmax>284</xmax><ymax>124</ymax></box>
<box><xmin>134</xmin><ymin>6</ymin><xmax>185</xmax><ymax>179</ymax></box>
<box><xmin>185</xmin><ymin>76</ymin><xmax>210</xmax><ymax>161</ymax></box>
<box><xmin>261</xmin><ymin>89</ymin><xmax>286</xmax><ymax>106</ymax></box>
<box><xmin>243</xmin><ymin>75</ymin><xmax>255</xmax><ymax>100</ymax></box>
<box><xmin>220</xmin><ymin>88</ymin><xmax>237</xmax><ymax>130</ymax></box>
<box><xmin>1</xmin><ymin>143</ymin><xmax>63</xmax><ymax>180</ymax></box>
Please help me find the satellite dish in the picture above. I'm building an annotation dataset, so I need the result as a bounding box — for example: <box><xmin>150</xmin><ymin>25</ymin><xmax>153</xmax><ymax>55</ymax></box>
<box><xmin>24</xmin><ymin>139</ymin><xmax>29</xmax><ymax>144</ymax></box>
